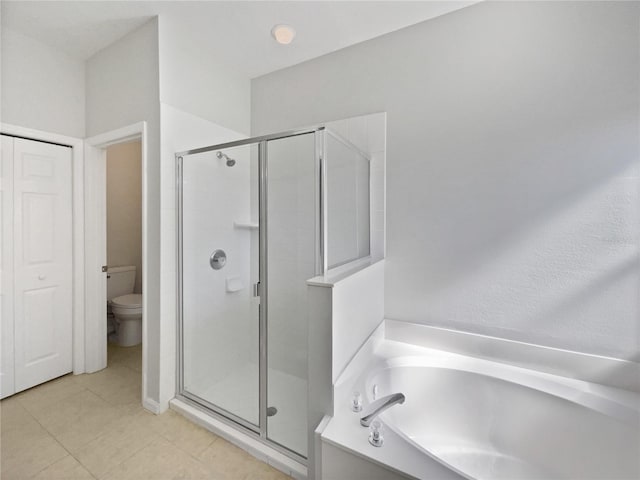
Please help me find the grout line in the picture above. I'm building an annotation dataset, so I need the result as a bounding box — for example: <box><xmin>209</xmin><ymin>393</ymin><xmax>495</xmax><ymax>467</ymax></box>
<box><xmin>27</xmin><ymin>372</ymin><xmax>139</xmax><ymax>477</ymax></box>
<box><xmin>142</xmin><ymin>427</ymin><xmax>226</xmax><ymax>477</ymax></box>
<box><xmin>68</xmin><ymin>354</ymin><xmax>150</xmax><ymax>480</ymax></box>
<box><xmin>15</xmin><ymin>377</ymin><xmax>85</xmax><ymax>415</ymax></box>
<box><xmin>21</xmin><ymin>403</ymin><xmax>93</xmax><ymax>479</ymax></box>
<box><xmin>153</xmin><ymin>411</ymin><xmax>220</xmax><ymax>459</ymax></box>
<box><xmin>75</xmin><ymin>429</ymin><xmax>158</xmax><ymax>480</ymax></box>
<box><xmin>163</xmin><ymin>410</ymin><xmax>291</xmax><ymax>478</ymax></box>
<box><xmin>163</xmin><ymin>432</ymin><xmax>219</xmax><ymax>465</ymax></box>
<box><xmin>29</xmin><ymin>454</ymin><xmax>98</xmax><ymax>480</ymax></box>
<box><xmin>6</xmin><ymin>351</ymin><xmax>145</xmax><ymax>480</ymax></box>
<box><xmin>54</xmin><ymin>390</ymin><xmax>147</xmax><ymax>476</ymax></box>
<box><xmin>7</xmin><ymin>347</ymin><xmax>293</xmax><ymax>479</ymax></box>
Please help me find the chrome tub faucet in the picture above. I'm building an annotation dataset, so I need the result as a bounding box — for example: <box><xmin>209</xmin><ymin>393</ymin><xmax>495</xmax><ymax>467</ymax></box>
<box><xmin>360</xmin><ymin>392</ymin><xmax>406</xmax><ymax>427</ymax></box>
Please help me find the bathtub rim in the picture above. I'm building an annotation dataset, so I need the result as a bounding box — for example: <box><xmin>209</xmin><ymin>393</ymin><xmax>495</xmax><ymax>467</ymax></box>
<box><xmin>363</xmin><ymin>354</ymin><xmax>640</xmax><ymax>424</ymax></box>
<box><xmin>385</xmin><ymin>319</ymin><xmax>640</xmax><ymax>393</ymax></box>
<box><xmin>323</xmin><ymin>320</ymin><xmax>640</xmax><ymax>480</ymax></box>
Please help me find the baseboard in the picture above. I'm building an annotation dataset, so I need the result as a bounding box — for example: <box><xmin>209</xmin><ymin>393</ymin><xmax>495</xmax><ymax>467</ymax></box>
<box><xmin>143</xmin><ymin>396</ymin><xmax>161</xmax><ymax>414</ymax></box>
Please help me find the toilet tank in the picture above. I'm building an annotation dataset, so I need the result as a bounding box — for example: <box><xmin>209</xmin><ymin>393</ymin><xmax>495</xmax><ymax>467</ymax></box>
<box><xmin>107</xmin><ymin>266</ymin><xmax>136</xmax><ymax>301</ymax></box>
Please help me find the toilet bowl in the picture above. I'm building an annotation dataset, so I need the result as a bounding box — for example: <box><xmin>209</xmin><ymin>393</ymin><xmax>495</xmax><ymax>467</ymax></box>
<box><xmin>110</xmin><ymin>293</ymin><xmax>143</xmax><ymax>347</ymax></box>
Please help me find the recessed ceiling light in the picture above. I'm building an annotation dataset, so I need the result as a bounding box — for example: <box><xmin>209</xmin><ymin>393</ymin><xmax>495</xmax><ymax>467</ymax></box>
<box><xmin>271</xmin><ymin>25</ymin><xmax>296</xmax><ymax>45</ymax></box>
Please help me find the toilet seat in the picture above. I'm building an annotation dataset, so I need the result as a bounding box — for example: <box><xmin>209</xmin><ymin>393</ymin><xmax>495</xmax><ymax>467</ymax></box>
<box><xmin>110</xmin><ymin>293</ymin><xmax>143</xmax><ymax>347</ymax></box>
<box><xmin>111</xmin><ymin>293</ymin><xmax>142</xmax><ymax>309</ymax></box>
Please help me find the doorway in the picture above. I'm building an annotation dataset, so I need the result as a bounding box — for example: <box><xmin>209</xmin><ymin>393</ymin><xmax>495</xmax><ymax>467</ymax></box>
<box><xmin>105</xmin><ymin>141</ymin><xmax>143</xmax><ymax>373</ymax></box>
<box><xmin>84</xmin><ymin>122</ymin><xmax>149</xmax><ymax>409</ymax></box>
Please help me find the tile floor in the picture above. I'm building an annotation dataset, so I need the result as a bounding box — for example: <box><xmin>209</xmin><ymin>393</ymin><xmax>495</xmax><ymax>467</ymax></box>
<box><xmin>1</xmin><ymin>343</ymin><xmax>292</xmax><ymax>480</ymax></box>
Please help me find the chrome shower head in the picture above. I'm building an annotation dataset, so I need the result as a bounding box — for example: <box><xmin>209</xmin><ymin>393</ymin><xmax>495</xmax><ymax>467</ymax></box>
<box><xmin>216</xmin><ymin>151</ymin><xmax>236</xmax><ymax>167</ymax></box>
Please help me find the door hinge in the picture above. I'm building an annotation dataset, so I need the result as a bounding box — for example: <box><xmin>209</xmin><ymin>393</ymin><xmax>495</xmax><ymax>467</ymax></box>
<box><xmin>253</xmin><ymin>282</ymin><xmax>261</xmax><ymax>297</ymax></box>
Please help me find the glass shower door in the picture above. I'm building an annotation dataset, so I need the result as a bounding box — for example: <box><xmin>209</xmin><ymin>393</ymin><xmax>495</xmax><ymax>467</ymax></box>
<box><xmin>180</xmin><ymin>142</ymin><xmax>260</xmax><ymax>428</ymax></box>
<box><xmin>178</xmin><ymin>127</ymin><xmax>323</xmax><ymax>461</ymax></box>
<box><xmin>265</xmin><ymin>132</ymin><xmax>318</xmax><ymax>457</ymax></box>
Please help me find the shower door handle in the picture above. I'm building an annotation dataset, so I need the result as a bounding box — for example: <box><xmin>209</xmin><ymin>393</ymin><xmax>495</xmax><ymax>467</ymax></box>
<box><xmin>253</xmin><ymin>282</ymin><xmax>261</xmax><ymax>297</ymax></box>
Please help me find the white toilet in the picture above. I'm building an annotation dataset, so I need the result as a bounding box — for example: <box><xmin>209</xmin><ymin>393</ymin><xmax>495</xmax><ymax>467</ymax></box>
<box><xmin>107</xmin><ymin>265</ymin><xmax>143</xmax><ymax>347</ymax></box>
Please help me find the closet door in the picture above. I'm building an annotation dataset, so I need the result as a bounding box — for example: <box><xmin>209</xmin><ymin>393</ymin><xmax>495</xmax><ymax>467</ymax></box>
<box><xmin>1</xmin><ymin>135</ymin><xmax>15</xmax><ymax>398</ymax></box>
<box><xmin>13</xmin><ymin>138</ymin><xmax>73</xmax><ymax>392</ymax></box>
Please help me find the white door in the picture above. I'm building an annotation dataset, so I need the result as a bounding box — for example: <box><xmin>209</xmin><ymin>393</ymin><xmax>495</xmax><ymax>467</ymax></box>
<box><xmin>83</xmin><ymin>143</ymin><xmax>107</xmax><ymax>373</ymax></box>
<box><xmin>13</xmin><ymin>137</ymin><xmax>73</xmax><ymax>392</ymax></box>
<box><xmin>1</xmin><ymin>135</ymin><xmax>15</xmax><ymax>398</ymax></box>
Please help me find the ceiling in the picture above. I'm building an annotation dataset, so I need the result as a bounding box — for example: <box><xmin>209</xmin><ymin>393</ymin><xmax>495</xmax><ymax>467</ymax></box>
<box><xmin>1</xmin><ymin>1</ymin><xmax>477</xmax><ymax>78</ymax></box>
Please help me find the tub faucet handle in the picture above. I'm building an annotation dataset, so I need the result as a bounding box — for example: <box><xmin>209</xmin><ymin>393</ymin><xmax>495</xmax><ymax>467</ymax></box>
<box><xmin>368</xmin><ymin>420</ymin><xmax>384</xmax><ymax>447</ymax></box>
<box><xmin>351</xmin><ymin>391</ymin><xmax>363</xmax><ymax>412</ymax></box>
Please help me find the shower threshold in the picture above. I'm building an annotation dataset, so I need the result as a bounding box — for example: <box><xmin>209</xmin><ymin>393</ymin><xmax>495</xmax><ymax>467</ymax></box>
<box><xmin>170</xmin><ymin>397</ymin><xmax>307</xmax><ymax>479</ymax></box>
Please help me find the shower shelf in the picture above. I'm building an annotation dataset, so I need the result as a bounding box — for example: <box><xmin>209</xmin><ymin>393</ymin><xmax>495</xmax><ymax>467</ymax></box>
<box><xmin>233</xmin><ymin>221</ymin><xmax>259</xmax><ymax>230</ymax></box>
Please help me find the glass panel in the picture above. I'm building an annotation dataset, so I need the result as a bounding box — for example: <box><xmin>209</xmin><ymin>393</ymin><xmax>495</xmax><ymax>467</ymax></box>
<box><xmin>356</xmin><ymin>154</ymin><xmax>371</xmax><ymax>258</ymax></box>
<box><xmin>181</xmin><ymin>143</ymin><xmax>260</xmax><ymax>426</ymax></box>
<box><xmin>326</xmin><ymin>131</ymin><xmax>371</xmax><ymax>268</ymax></box>
<box><xmin>265</xmin><ymin>133</ymin><xmax>316</xmax><ymax>457</ymax></box>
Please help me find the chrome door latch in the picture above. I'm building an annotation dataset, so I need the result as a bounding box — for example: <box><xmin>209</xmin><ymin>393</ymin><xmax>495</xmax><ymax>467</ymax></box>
<box><xmin>253</xmin><ymin>282</ymin><xmax>261</xmax><ymax>297</ymax></box>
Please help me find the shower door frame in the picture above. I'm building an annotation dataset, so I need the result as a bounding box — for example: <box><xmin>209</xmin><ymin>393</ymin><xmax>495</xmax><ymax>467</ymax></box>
<box><xmin>175</xmin><ymin>126</ymin><xmax>326</xmax><ymax>464</ymax></box>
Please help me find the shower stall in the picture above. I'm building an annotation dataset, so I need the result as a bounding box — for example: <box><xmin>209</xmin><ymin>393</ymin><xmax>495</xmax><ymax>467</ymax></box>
<box><xmin>176</xmin><ymin>124</ymin><xmax>374</xmax><ymax>462</ymax></box>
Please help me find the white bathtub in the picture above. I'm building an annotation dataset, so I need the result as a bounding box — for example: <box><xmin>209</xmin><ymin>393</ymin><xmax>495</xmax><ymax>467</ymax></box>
<box><xmin>366</xmin><ymin>355</ymin><xmax>639</xmax><ymax>480</ymax></box>
<box><xmin>321</xmin><ymin>321</ymin><xmax>640</xmax><ymax>480</ymax></box>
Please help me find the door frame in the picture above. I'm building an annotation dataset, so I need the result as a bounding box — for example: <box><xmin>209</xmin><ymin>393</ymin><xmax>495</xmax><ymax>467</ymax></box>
<box><xmin>0</xmin><ymin>123</ymin><xmax>85</xmax><ymax>375</ymax></box>
<box><xmin>84</xmin><ymin>122</ymin><xmax>150</xmax><ymax>407</ymax></box>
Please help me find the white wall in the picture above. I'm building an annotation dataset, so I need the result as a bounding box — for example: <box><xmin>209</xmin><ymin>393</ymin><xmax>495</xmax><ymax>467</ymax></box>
<box><xmin>1</xmin><ymin>27</ymin><xmax>85</xmax><ymax>138</ymax></box>
<box><xmin>158</xmin><ymin>15</ymin><xmax>251</xmax><ymax>135</ymax></box>
<box><xmin>86</xmin><ymin>19</ymin><xmax>160</xmax><ymax>137</ymax></box>
<box><xmin>106</xmin><ymin>141</ymin><xmax>143</xmax><ymax>294</ymax></box>
<box><xmin>251</xmin><ymin>2</ymin><xmax>640</xmax><ymax>361</ymax></box>
<box><xmin>86</xmin><ymin>18</ymin><xmax>162</xmax><ymax>403</ymax></box>
<box><xmin>156</xmin><ymin>14</ymin><xmax>253</xmax><ymax>410</ymax></box>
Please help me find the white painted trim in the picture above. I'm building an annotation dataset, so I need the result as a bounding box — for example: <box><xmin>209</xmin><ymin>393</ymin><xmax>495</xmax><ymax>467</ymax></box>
<box><xmin>0</xmin><ymin>123</ymin><xmax>82</xmax><ymax>147</ymax></box>
<box><xmin>143</xmin><ymin>396</ymin><xmax>161</xmax><ymax>414</ymax></box>
<box><xmin>170</xmin><ymin>398</ymin><xmax>308</xmax><ymax>479</ymax></box>
<box><xmin>84</xmin><ymin>122</ymin><xmax>151</xmax><ymax>410</ymax></box>
<box><xmin>0</xmin><ymin>123</ymin><xmax>85</xmax><ymax>375</ymax></box>
<box><xmin>85</xmin><ymin>123</ymin><xmax>145</xmax><ymax>149</ymax></box>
